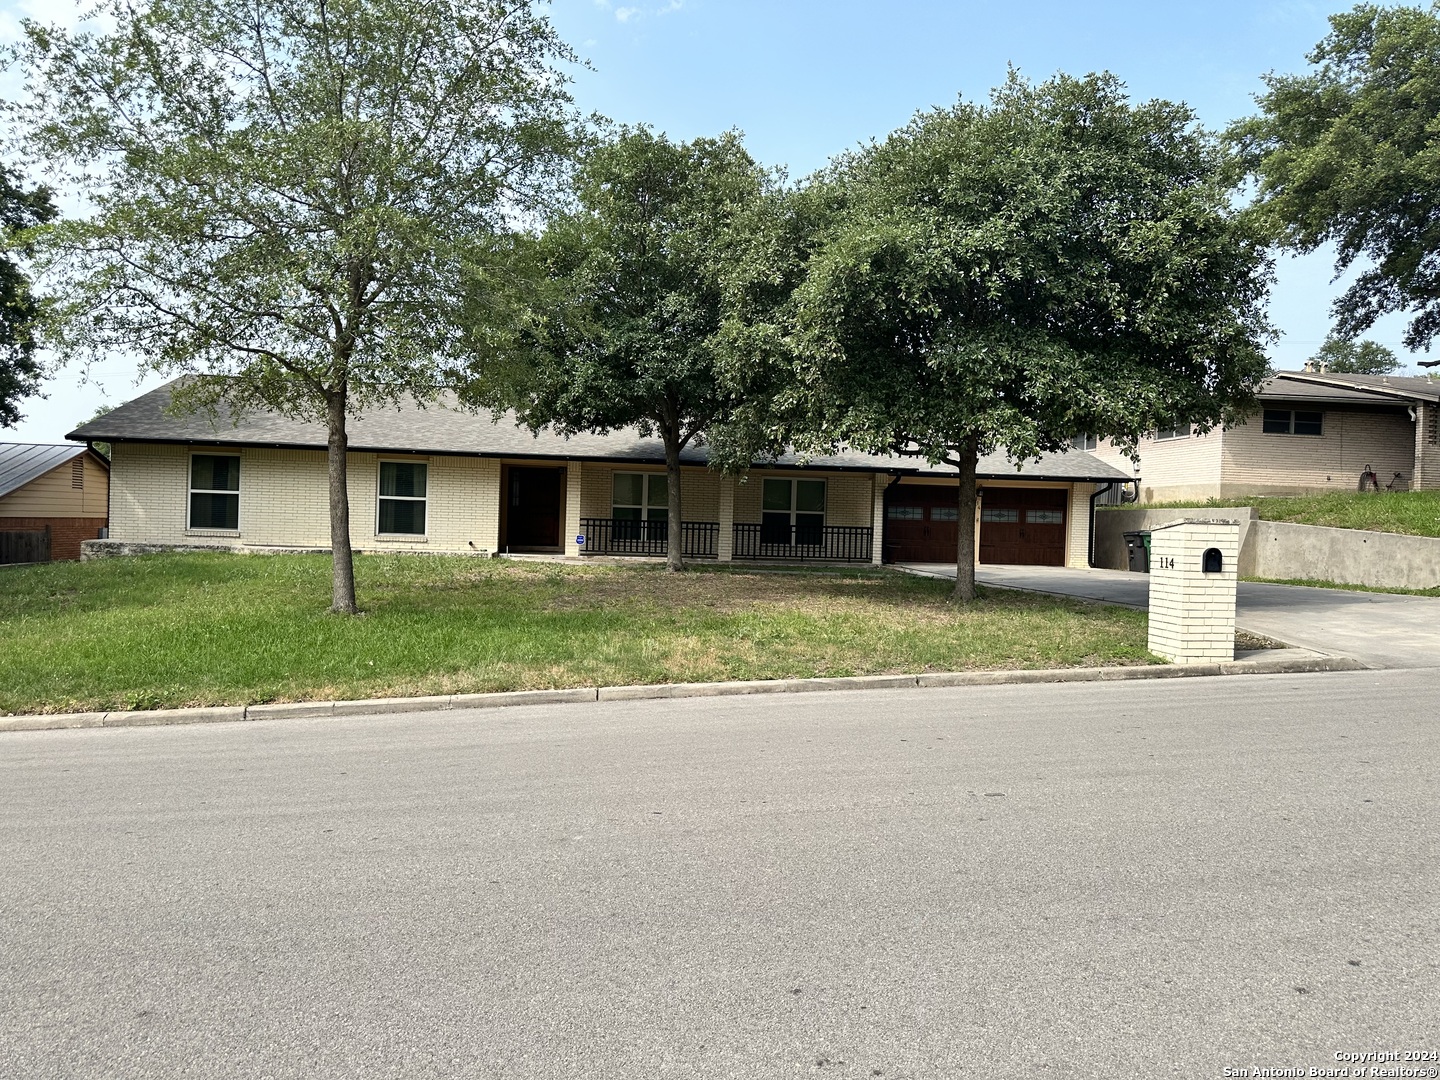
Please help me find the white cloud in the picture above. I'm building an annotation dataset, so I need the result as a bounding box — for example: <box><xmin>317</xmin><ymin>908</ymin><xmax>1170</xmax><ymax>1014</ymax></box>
<box><xmin>656</xmin><ymin>0</ymin><xmax>683</xmax><ymax>12</ymax></box>
<box><xmin>614</xmin><ymin>6</ymin><xmax>640</xmax><ymax>22</ymax></box>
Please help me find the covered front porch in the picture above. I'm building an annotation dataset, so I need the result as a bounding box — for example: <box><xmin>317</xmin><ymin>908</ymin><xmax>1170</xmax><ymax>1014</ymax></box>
<box><xmin>566</xmin><ymin>462</ymin><xmax>883</xmax><ymax>564</ymax></box>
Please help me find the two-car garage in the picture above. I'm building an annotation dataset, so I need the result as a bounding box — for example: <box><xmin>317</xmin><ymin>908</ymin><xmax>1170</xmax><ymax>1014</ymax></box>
<box><xmin>876</xmin><ymin>446</ymin><xmax>1130</xmax><ymax>567</ymax></box>
<box><xmin>883</xmin><ymin>483</ymin><xmax>1069</xmax><ymax>566</ymax></box>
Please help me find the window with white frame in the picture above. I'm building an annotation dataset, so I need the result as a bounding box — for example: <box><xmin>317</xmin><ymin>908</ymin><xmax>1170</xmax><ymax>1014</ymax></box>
<box><xmin>377</xmin><ymin>460</ymin><xmax>427</xmax><ymax>535</ymax></box>
<box><xmin>1154</xmin><ymin>424</ymin><xmax>1192</xmax><ymax>441</ymax></box>
<box><xmin>762</xmin><ymin>477</ymin><xmax>825</xmax><ymax>545</ymax></box>
<box><xmin>189</xmin><ymin>454</ymin><xmax>240</xmax><ymax>530</ymax></box>
<box><xmin>1070</xmin><ymin>434</ymin><xmax>1097</xmax><ymax>451</ymax></box>
<box><xmin>612</xmin><ymin>472</ymin><xmax>668</xmax><ymax>522</ymax></box>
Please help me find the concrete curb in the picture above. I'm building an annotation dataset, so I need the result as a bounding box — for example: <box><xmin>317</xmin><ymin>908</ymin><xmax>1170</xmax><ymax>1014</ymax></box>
<box><xmin>0</xmin><ymin>652</ymin><xmax>1370</xmax><ymax>734</ymax></box>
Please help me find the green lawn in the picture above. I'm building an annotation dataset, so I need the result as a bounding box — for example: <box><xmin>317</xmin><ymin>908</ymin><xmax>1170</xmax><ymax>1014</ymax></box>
<box><xmin>0</xmin><ymin>554</ymin><xmax>1156</xmax><ymax>714</ymax></box>
<box><xmin>1108</xmin><ymin>490</ymin><xmax>1440</xmax><ymax>537</ymax></box>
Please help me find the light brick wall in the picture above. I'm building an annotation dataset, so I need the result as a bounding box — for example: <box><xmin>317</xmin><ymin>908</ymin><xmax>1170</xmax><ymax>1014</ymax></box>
<box><xmin>733</xmin><ymin>470</ymin><xmax>873</xmax><ymax>527</ymax></box>
<box><xmin>1412</xmin><ymin>404</ymin><xmax>1440</xmax><ymax>490</ymax></box>
<box><xmin>1147</xmin><ymin>521</ymin><xmax>1239</xmax><ymax>664</ymax></box>
<box><xmin>1221</xmin><ymin>407</ymin><xmax>1414</xmax><ymax>495</ymax></box>
<box><xmin>578</xmin><ymin>464</ymin><xmax>723</xmax><ymax>521</ymax></box>
<box><xmin>1066</xmin><ymin>483</ymin><xmax>1095</xmax><ymax>568</ymax></box>
<box><xmin>108</xmin><ymin>442</ymin><xmax>502</xmax><ymax>553</ymax></box>
<box><xmin>110</xmin><ymin>443</ymin><xmax>188</xmax><ymax>542</ymax></box>
<box><xmin>1089</xmin><ymin>430</ymin><xmax>1222</xmax><ymax>504</ymax></box>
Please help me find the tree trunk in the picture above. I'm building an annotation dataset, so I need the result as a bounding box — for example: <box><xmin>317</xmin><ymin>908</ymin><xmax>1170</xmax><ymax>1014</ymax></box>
<box><xmin>953</xmin><ymin>436</ymin><xmax>979</xmax><ymax>602</ymax></box>
<box><xmin>663</xmin><ymin>426</ymin><xmax>684</xmax><ymax>572</ymax></box>
<box><xmin>326</xmin><ymin>389</ymin><xmax>359</xmax><ymax>614</ymax></box>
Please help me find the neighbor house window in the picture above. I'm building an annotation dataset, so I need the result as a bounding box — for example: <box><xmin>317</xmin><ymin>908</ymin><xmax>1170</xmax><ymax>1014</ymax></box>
<box><xmin>1071</xmin><ymin>434</ymin><xmax>1097</xmax><ymax>451</ymax></box>
<box><xmin>1154</xmin><ymin>424</ymin><xmax>1191</xmax><ymax>441</ymax></box>
<box><xmin>1262</xmin><ymin>409</ymin><xmax>1323</xmax><ymax>436</ymax></box>
<box><xmin>762</xmin><ymin>477</ymin><xmax>825</xmax><ymax>545</ymax></box>
<box><xmin>189</xmin><ymin>454</ymin><xmax>240</xmax><ymax>530</ymax></box>
<box><xmin>377</xmin><ymin>460</ymin><xmax>427</xmax><ymax>535</ymax></box>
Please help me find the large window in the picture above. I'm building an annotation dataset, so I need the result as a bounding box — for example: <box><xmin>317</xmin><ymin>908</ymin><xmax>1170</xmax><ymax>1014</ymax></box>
<box><xmin>189</xmin><ymin>454</ymin><xmax>240</xmax><ymax>530</ymax></box>
<box><xmin>378</xmin><ymin>461</ymin><xmax>427</xmax><ymax>535</ymax></box>
<box><xmin>1262</xmin><ymin>409</ymin><xmax>1323</xmax><ymax>436</ymax></box>
<box><xmin>762</xmin><ymin>477</ymin><xmax>825</xmax><ymax>545</ymax></box>
<box><xmin>612</xmin><ymin>472</ymin><xmax>668</xmax><ymax>522</ymax></box>
<box><xmin>1154</xmin><ymin>424</ymin><xmax>1191</xmax><ymax>441</ymax></box>
<box><xmin>1070</xmin><ymin>434</ymin><xmax>1097</xmax><ymax>451</ymax></box>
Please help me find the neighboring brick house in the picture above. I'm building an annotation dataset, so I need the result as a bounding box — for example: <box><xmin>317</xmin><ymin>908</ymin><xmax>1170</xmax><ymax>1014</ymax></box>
<box><xmin>0</xmin><ymin>443</ymin><xmax>111</xmax><ymax>563</ymax></box>
<box><xmin>1084</xmin><ymin>371</ymin><xmax>1440</xmax><ymax>503</ymax></box>
<box><xmin>69</xmin><ymin>379</ymin><xmax>1131</xmax><ymax>569</ymax></box>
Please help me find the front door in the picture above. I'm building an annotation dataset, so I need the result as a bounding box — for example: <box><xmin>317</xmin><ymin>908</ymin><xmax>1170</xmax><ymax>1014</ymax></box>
<box><xmin>978</xmin><ymin>488</ymin><xmax>1067</xmax><ymax>565</ymax></box>
<box><xmin>884</xmin><ymin>484</ymin><xmax>960</xmax><ymax>563</ymax></box>
<box><xmin>504</xmin><ymin>466</ymin><xmax>565</xmax><ymax>551</ymax></box>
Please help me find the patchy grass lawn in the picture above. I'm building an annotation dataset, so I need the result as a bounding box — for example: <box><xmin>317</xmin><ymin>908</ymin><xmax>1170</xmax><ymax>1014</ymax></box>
<box><xmin>0</xmin><ymin>554</ymin><xmax>1156</xmax><ymax>714</ymax></box>
<box><xmin>1108</xmin><ymin>491</ymin><xmax>1440</xmax><ymax>537</ymax></box>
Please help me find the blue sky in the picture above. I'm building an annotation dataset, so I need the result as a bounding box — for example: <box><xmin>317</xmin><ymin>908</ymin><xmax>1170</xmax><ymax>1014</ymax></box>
<box><xmin>3</xmin><ymin>0</ymin><xmax>1430</xmax><ymax>443</ymax></box>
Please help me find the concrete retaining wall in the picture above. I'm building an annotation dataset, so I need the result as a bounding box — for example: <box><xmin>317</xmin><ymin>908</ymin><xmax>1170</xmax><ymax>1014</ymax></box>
<box><xmin>1095</xmin><ymin>507</ymin><xmax>1258</xmax><ymax>572</ymax></box>
<box><xmin>1247</xmin><ymin>520</ymin><xmax>1440</xmax><ymax>589</ymax></box>
<box><xmin>1096</xmin><ymin>505</ymin><xmax>1440</xmax><ymax>590</ymax></box>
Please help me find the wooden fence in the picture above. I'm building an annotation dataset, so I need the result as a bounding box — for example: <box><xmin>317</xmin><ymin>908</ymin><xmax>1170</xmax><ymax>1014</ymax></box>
<box><xmin>0</xmin><ymin>527</ymin><xmax>51</xmax><ymax>565</ymax></box>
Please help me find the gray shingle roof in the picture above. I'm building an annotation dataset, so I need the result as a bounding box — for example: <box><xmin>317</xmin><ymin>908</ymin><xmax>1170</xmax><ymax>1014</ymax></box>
<box><xmin>1263</xmin><ymin>371</ymin><xmax>1440</xmax><ymax>404</ymax></box>
<box><xmin>0</xmin><ymin>442</ymin><xmax>89</xmax><ymax>500</ymax></box>
<box><xmin>69</xmin><ymin>378</ymin><xmax>1131</xmax><ymax>483</ymax></box>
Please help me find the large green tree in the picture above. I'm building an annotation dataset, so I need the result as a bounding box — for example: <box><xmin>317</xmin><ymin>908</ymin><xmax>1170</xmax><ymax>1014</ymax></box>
<box><xmin>1233</xmin><ymin>3</ymin><xmax>1440</xmax><ymax>353</ymax></box>
<box><xmin>479</xmin><ymin>128</ymin><xmax>778</xmax><ymax>571</ymax></box>
<box><xmin>0</xmin><ymin>167</ymin><xmax>57</xmax><ymax>428</ymax></box>
<box><xmin>1307</xmin><ymin>336</ymin><xmax>1401</xmax><ymax>374</ymax></box>
<box><xmin>791</xmin><ymin>72</ymin><xmax>1272</xmax><ymax>600</ymax></box>
<box><xmin>13</xmin><ymin>0</ymin><xmax>580</xmax><ymax>612</ymax></box>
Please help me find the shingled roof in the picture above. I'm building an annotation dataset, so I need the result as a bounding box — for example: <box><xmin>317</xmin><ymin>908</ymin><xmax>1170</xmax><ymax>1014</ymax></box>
<box><xmin>69</xmin><ymin>378</ymin><xmax>1131</xmax><ymax>483</ymax></box>
<box><xmin>0</xmin><ymin>443</ymin><xmax>94</xmax><ymax>500</ymax></box>
<box><xmin>1263</xmin><ymin>371</ymin><xmax>1440</xmax><ymax>405</ymax></box>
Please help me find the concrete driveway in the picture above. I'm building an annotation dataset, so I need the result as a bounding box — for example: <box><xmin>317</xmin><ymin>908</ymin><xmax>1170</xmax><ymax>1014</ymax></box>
<box><xmin>900</xmin><ymin>563</ymin><xmax>1440</xmax><ymax>669</ymax></box>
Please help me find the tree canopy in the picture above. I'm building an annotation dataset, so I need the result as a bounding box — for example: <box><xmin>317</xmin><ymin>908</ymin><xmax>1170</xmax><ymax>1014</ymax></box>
<box><xmin>13</xmin><ymin>0</ymin><xmax>581</xmax><ymax>611</ymax></box>
<box><xmin>479</xmin><ymin>128</ymin><xmax>777</xmax><ymax>571</ymax></box>
<box><xmin>1307</xmin><ymin>336</ymin><xmax>1401</xmax><ymax>374</ymax></box>
<box><xmin>791</xmin><ymin>72</ymin><xmax>1273</xmax><ymax>599</ymax></box>
<box><xmin>0</xmin><ymin>167</ymin><xmax>57</xmax><ymax>428</ymax></box>
<box><xmin>1232</xmin><ymin>3</ymin><xmax>1440</xmax><ymax>350</ymax></box>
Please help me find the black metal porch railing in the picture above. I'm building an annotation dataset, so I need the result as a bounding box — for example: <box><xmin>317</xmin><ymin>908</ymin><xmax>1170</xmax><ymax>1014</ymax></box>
<box><xmin>731</xmin><ymin>523</ymin><xmax>873</xmax><ymax>562</ymax></box>
<box><xmin>579</xmin><ymin>518</ymin><xmax>719</xmax><ymax>558</ymax></box>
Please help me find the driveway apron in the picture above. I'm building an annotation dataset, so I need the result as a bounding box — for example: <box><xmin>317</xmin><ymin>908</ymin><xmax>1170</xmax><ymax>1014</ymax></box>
<box><xmin>898</xmin><ymin>563</ymin><xmax>1440</xmax><ymax>670</ymax></box>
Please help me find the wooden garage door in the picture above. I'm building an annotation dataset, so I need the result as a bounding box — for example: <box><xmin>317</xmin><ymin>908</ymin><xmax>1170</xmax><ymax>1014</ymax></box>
<box><xmin>884</xmin><ymin>484</ymin><xmax>960</xmax><ymax>563</ymax></box>
<box><xmin>979</xmin><ymin>488</ymin><xmax>1067</xmax><ymax>566</ymax></box>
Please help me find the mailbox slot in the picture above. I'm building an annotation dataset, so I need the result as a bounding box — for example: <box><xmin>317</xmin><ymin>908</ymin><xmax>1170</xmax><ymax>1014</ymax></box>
<box><xmin>1202</xmin><ymin>547</ymin><xmax>1223</xmax><ymax>574</ymax></box>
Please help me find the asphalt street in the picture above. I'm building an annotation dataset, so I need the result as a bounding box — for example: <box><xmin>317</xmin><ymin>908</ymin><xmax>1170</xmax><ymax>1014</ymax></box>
<box><xmin>3</xmin><ymin>672</ymin><xmax>1438</xmax><ymax>1079</ymax></box>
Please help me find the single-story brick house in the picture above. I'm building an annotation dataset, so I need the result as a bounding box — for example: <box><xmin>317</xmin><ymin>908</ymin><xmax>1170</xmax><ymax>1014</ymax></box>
<box><xmin>69</xmin><ymin>380</ymin><xmax>1131</xmax><ymax>568</ymax></box>
<box><xmin>1083</xmin><ymin>371</ymin><xmax>1440</xmax><ymax>504</ymax></box>
<box><xmin>0</xmin><ymin>442</ymin><xmax>111</xmax><ymax>563</ymax></box>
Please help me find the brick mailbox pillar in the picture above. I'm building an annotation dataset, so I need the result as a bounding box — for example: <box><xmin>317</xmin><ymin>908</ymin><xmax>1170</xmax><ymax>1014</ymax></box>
<box><xmin>1146</xmin><ymin>519</ymin><xmax>1240</xmax><ymax>665</ymax></box>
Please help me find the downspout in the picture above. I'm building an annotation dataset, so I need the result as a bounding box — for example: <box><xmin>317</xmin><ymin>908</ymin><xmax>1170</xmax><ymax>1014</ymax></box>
<box><xmin>1087</xmin><ymin>482</ymin><xmax>1116</xmax><ymax>568</ymax></box>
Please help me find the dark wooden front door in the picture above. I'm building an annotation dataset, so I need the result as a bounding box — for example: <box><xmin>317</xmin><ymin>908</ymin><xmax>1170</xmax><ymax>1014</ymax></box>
<box><xmin>884</xmin><ymin>484</ymin><xmax>960</xmax><ymax>563</ymax></box>
<box><xmin>978</xmin><ymin>487</ymin><xmax>1067</xmax><ymax>565</ymax></box>
<box><xmin>503</xmin><ymin>466</ymin><xmax>565</xmax><ymax>551</ymax></box>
